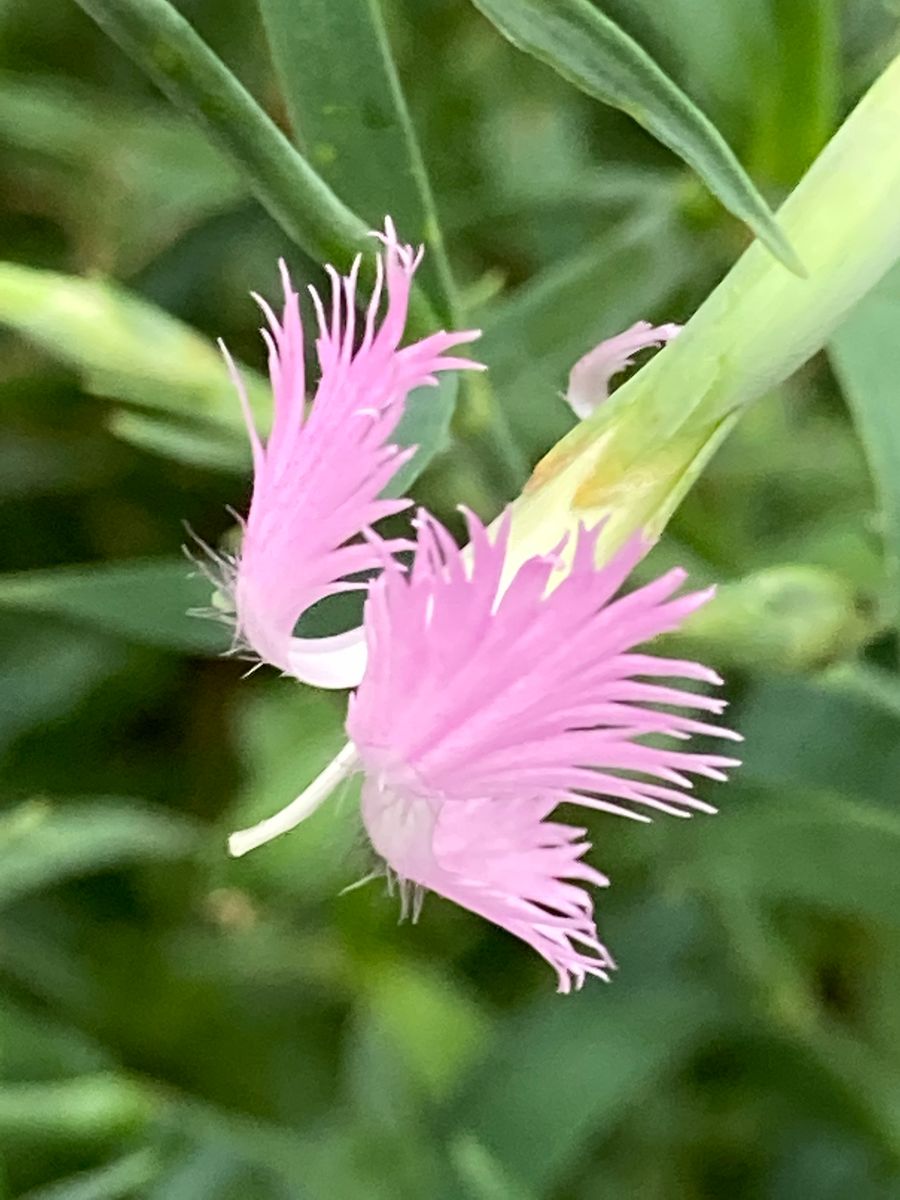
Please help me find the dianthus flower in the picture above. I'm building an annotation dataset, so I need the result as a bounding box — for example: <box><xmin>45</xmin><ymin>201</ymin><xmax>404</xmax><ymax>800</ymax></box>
<box><xmin>229</xmin><ymin>510</ymin><xmax>739</xmax><ymax>992</ymax></box>
<box><xmin>214</xmin><ymin>219</ymin><xmax>482</xmax><ymax>688</ymax></box>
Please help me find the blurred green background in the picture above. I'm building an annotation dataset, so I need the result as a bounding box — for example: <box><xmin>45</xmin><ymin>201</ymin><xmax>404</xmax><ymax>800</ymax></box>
<box><xmin>3</xmin><ymin>1</ymin><xmax>900</xmax><ymax>1196</ymax></box>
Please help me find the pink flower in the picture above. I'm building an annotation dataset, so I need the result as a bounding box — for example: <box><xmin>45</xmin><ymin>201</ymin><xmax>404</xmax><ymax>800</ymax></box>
<box><xmin>229</xmin><ymin>510</ymin><xmax>740</xmax><ymax>992</ymax></box>
<box><xmin>218</xmin><ymin>219</ymin><xmax>483</xmax><ymax>688</ymax></box>
<box><xmin>566</xmin><ymin>320</ymin><xmax>681</xmax><ymax>420</ymax></box>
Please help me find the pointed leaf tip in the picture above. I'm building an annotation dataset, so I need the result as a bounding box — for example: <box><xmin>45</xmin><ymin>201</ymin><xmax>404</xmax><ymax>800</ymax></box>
<box><xmin>470</xmin><ymin>0</ymin><xmax>802</xmax><ymax>272</ymax></box>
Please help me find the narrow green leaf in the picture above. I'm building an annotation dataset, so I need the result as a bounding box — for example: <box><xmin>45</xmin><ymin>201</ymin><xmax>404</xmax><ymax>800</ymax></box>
<box><xmin>592</xmin><ymin>0</ymin><xmax>771</xmax><ymax>139</ymax></box>
<box><xmin>752</xmin><ymin>0</ymin><xmax>839</xmax><ymax>186</ymax></box>
<box><xmin>0</xmin><ymin>262</ymin><xmax>459</xmax><ymax>485</ymax></box>
<box><xmin>449</xmin><ymin>1136</ymin><xmax>537</xmax><ymax>1200</ymax></box>
<box><xmin>0</xmin><ymin>262</ymin><xmax>270</xmax><ymax>431</ymax></box>
<box><xmin>0</xmin><ymin>559</ymin><xmax>227</xmax><ymax>655</ymax></box>
<box><xmin>0</xmin><ymin>799</ymin><xmax>198</xmax><ymax>909</ymax></box>
<box><xmin>0</xmin><ymin>1075</ymin><xmax>157</xmax><ymax>1147</ymax></box>
<box><xmin>362</xmin><ymin>961</ymin><xmax>491</xmax><ymax>1101</ymax></box>
<box><xmin>0</xmin><ymin>70</ymin><xmax>246</xmax><ymax>273</ymax></box>
<box><xmin>0</xmin><ymin>623</ymin><xmax>125</xmax><ymax>756</ymax></box>
<box><xmin>687</xmin><ymin>791</ymin><xmax>900</xmax><ymax>929</ymax></box>
<box><xmin>383</xmin><ymin>375</ymin><xmax>458</xmax><ymax>497</ymax></box>
<box><xmin>71</xmin><ymin>0</ymin><xmax>437</xmax><ymax>330</ymax></box>
<box><xmin>71</xmin><ymin>0</ymin><xmax>363</xmax><ymax>268</ymax></box>
<box><xmin>1</xmin><ymin>1000</ymin><xmax>112</xmax><ymax>1081</ymax></box>
<box><xmin>259</xmin><ymin>0</ymin><xmax>459</xmax><ymax>321</ymax></box>
<box><xmin>829</xmin><ymin>260</ymin><xmax>900</xmax><ymax>625</ymax></box>
<box><xmin>737</xmin><ymin>669</ymin><xmax>900</xmax><ymax>812</ymax></box>
<box><xmin>469</xmin><ymin>0</ymin><xmax>800</xmax><ymax>272</ymax></box>
<box><xmin>451</xmin><ymin>980</ymin><xmax>721</xmax><ymax>1191</ymax></box>
<box><xmin>107</xmin><ymin>410</ymin><xmax>249</xmax><ymax>474</ymax></box>
<box><xmin>18</xmin><ymin>1150</ymin><xmax>160</xmax><ymax>1200</ymax></box>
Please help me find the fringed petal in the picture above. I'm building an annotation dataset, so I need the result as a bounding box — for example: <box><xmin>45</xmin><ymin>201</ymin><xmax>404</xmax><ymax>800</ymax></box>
<box><xmin>346</xmin><ymin>509</ymin><xmax>737</xmax><ymax>988</ymax></box>
<box><xmin>221</xmin><ymin>220</ymin><xmax>482</xmax><ymax>687</ymax></box>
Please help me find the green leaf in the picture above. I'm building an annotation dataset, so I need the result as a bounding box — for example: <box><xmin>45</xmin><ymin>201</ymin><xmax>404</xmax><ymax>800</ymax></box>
<box><xmin>686</xmin><ymin>790</ymin><xmax>900</xmax><ymax>928</ymax></box>
<box><xmin>0</xmin><ymin>621</ymin><xmax>125</xmax><ymax>756</ymax></box>
<box><xmin>0</xmin><ymin>262</ymin><xmax>270</xmax><ymax>433</ymax></box>
<box><xmin>0</xmin><ymin>1075</ymin><xmax>157</xmax><ymax>1148</ymax></box>
<box><xmin>450</xmin><ymin>979</ymin><xmax>721</xmax><ymax>1192</ymax></box>
<box><xmin>383</xmin><ymin>374</ymin><xmax>458</xmax><ymax>497</ymax></box>
<box><xmin>106</xmin><ymin>410</ymin><xmax>249</xmax><ymax>474</ymax></box>
<box><xmin>468</xmin><ymin>0</ymin><xmax>800</xmax><ymax>272</ymax></box>
<box><xmin>18</xmin><ymin>1150</ymin><xmax>160</xmax><ymax>1200</ymax></box>
<box><xmin>0</xmin><ymin>799</ymin><xmax>198</xmax><ymax>909</ymax></box>
<box><xmin>752</xmin><ymin>0</ymin><xmax>839</xmax><ymax>186</ymax></box>
<box><xmin>737</xmin><ymin>668</ymin><xmax>900</xmax><ymax>812</ymax></box>
<box><xmin>362</xmin><ymin>961</ymin><xmax>491</xmax><ymax>1101</ymax></box>
<box><xmin>259</xmin><ymin>0</ymin><xmax>458</xmax><ymax>321</ymax></box>
<box><xmin>0</xmin><ymin>262</ymin><xmax>458</xmax><ymax>485</ymax></box>
<box><xmin>0</xmin><ymin>1000</ymin><xmax>113</xmax><ymax>1082</ymax></box>
<box><xmin>830</xmin><ymin>260</ymin><xmax>900</xmax><ymax>626</ymax></box>
<box><xmin>71</xmin><ymin>0</ymin><xmax>363</xmax><ymax>268</ymax></box>
<box><xmin>0</xmin><ymin>70</ymin><xmax>246</xmax><ymax>273</ymax></box>
<box><xmin>592</xmin><ymin>0</ymin><xmax>771</xmax><ymax>140</ymax></box>
<box><xmin>449</xmin><ymin>1136</ymin><xmax>537</xmax><ymax>1200</ymax></box>
<box><xmin>70</xmin><ymin>0</ymin><xmax>437</xmax><ymax>331</ymax></box>
<box><xmin>0</xmin><ymin>559</ymin><xmax>228</xmax><ymax>655</ymax></box>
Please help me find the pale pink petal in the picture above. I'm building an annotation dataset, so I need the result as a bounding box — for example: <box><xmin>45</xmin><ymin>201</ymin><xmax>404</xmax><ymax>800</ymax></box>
<box><xmin>566</xmin><ymin>320</ymin><xmax>681</xmax><ymax>419</ymax></box>
<box><xmin>229</xmin><ymin>506</ymin><xmax>737</xmax><ymax>990</ymax></box>
<box><xmin>361</xmin><ymin>781</ymin><xmax>614</xmax><ymax>993</ymax></box>
<box><xmin>220</xmin><ymin>219</ymin><xmax>483</xmax><ymax>688</ymax></box>
<box><xmin>341</xmin><ymin>509</ymin><xmax>737</xmax><ymax>988</ymax></box>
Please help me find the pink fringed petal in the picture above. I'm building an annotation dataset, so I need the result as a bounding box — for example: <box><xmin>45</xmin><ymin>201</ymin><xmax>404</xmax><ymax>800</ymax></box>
<box><xmin>224</xmin><ymin>219</ymin><xmax>483</xmax><ymax>687</ymax></box>
<box><xmin>361</xmin><ymin>781</ymin><xmax>614</xmax><ymax>993</ymax></box>
<box><xmin>346</xmin><ymin>509</ymin><xmax>738</xmax><ymax>988</ymax></box>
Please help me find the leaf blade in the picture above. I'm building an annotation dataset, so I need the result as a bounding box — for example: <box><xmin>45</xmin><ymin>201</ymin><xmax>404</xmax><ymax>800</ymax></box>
<box><xmin>0</xmin><ymin>560</ymin><xmax>226</xmax><ymax>655</ymax></box>
<box><xmin>829</xmin><ymin>260</ymin><xmax>900</xmax><ymax>626</ymax></box>
<box><xmin>469</xmin><ymin>0</ymin><xmax>800</xmax><ymax>271</ymax></box>
<box><xmin>0</xmin><ymin>799</ymin><xmax>198</xmax><ymax>910</ymax></box>
<box><xmin>259</xmin><ymin>0</ymin><xmax>459</xmax><ymax>321</ymax></box>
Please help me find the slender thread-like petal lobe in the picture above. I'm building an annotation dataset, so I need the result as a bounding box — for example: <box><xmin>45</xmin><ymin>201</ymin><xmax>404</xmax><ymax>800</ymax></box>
<box><xmin>231</xmin><ymin>509</ymin><xmax>739</xmax><ymax>992</ymax></box>
<box><xmin>221</xmin><ymin>218</ymin><xmax>483</xmax><ymax>688</ymax></box>
<box><xmin>566</xmin><ymin>321</ymin><xmax>681</xmax><ymax>420</ymax></box>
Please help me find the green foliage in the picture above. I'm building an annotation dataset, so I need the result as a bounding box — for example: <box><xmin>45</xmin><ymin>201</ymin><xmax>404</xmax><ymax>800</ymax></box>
<box><xmin>2</xmin><ymin>1</ymin><xmax>900</xmax><ymax>1197</ymax></box>
<box><xmin>0</xmin><ymin>799</ymin><xmax>198</xmax><ymax>908</ymax></box>
<box><xmin>0</xmin><ymin>560</ymin><xmax>227</xmax><ymax>654</ymax></box>
<box><xmin>469</xmin><ymin>0</ymin><xmax>801</xmax><ymax>271</ymax></box>
<box><xmin>258</xmin><ymin>0</ymin><xmax>459</xmax><ymax>320</ymax></box>
<box><xmin>831</xmin><ymin>260</ymin><xmax>900</xmax><ymax>624</ymax></box>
